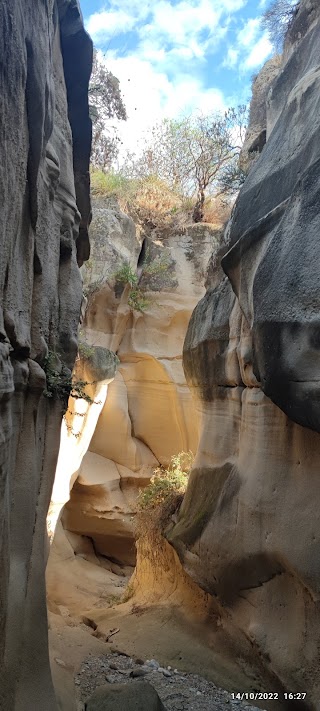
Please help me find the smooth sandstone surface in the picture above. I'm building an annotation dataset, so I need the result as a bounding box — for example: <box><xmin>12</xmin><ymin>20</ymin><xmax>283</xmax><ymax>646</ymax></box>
<box><xmin>169</xmin><ymin>2</ymin><xmax>320</xmax><ymax>707</ymax></box>
<box><xmin>0</xmin><ymin>1</ymin><xmax>92</xmax><ymax>709</ymax></box>
<box><xmin>60</xmin><ymin>205</ymin><xmax>221</xmax><ymax>563</ymax></box>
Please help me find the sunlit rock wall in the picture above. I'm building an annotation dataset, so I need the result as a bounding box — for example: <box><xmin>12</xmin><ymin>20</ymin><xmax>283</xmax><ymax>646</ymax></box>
<box><xmin>61</xmin><ymin>200</ymin><xmax>221</xmax><ymax>564</ymax></box>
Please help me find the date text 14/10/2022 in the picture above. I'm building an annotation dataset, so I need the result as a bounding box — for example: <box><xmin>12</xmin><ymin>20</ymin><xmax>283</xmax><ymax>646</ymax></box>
<box><xmin>231</xmin><ymin>692</ymin><xmax>307</xmax><ymax>701</ymax></box>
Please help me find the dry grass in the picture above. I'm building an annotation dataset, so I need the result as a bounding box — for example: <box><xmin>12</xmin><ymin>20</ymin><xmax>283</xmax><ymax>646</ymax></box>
<box><xmin>91</xmin><ymin>170</ymin><xmax>184</xmax><ymax>231</ymax></box>
<box><xmin>90</xmin><ymin>170</ymin><xmax>231</xmax><ymax>232</ymax></box>
<box><xmin>202</xmin><ymin>196</ymin><xmax>231</xmax><ymax>225</ymax></box>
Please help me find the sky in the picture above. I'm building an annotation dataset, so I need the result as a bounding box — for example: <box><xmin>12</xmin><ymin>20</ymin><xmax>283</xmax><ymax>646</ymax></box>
<box><xmin>80</xmin><ymin>0</ymin><xmax>273</xmax><ymax>156</ymax></box>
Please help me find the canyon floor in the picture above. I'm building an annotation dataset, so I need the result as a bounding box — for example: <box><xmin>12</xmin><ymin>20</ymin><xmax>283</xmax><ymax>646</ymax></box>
<box><xmin>48</xmin><ymin>562</ymin><xmax>265</xmax><ymax>711</ymax></box>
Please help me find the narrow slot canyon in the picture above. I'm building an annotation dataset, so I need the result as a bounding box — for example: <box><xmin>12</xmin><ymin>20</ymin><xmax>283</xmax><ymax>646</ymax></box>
<box><xmin>2</xmin><ymin>1</ymin><xmax>320</xmax><ymax>710</ymax></box>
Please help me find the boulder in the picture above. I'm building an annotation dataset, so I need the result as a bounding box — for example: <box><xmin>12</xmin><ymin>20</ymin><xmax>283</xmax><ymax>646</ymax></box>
<box><xmin>85</xmin><ymin>682</ymin><xmax>166</xmax><ymax>711</ymax></box>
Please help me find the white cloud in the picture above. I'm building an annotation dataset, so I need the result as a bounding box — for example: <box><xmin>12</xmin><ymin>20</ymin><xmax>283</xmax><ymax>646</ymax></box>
<box><xmin>87</xmin><ymin>0</ymin><xmax>154</xmax><ymax>39</ymax></box>
<box><xmin>85</xmin><ymin>0</ymin><xmax>273</xmax><ymax>160</ymax></box>
<box><xmin>237</xmin><ymin>17</ymin><xmax>260</xmax><ymax>47</ymax></box>
<box><xmin>86</xmin><ymin>10</ymin><xmax>136</xmax><ymax>39</ymax></box>
<box><xmin>244</xmin><ymin>34</ymin><xmax>273</xmax><ymax>68</ymax></box>
<box><xmin>223</xmin><ymin>47</ymin><xmax>239</xmax><ymax>69</ymax></box>
<box><xmin>86</xmin><ymin>0</ymin><xmax>247</xmax><ymax>48</ymax></box>
<box><xmin>222</xmin><ymin>16</ymin><xmax>272</xmax><ymax>73</ymax></box>
<box><xmin>98</xmin><ymin>53</ymin><xmax>226</xmax><ymax>160</ymax></box>
<box><xmin>147</xmin><ymin>0</ymin><xmax>220</xmax><ymax>45</ymax></box>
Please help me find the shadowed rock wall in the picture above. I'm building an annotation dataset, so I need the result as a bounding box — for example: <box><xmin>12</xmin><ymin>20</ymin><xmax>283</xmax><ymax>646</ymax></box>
<box><xmin>169</xmin><ymin>1</ymin><xmax>320</xmax><ymax>707</ymax></box>
<box><xmin>0</xmin><ymin>1</ymin><xmax>92</xmax><ymax>709</ymax></box>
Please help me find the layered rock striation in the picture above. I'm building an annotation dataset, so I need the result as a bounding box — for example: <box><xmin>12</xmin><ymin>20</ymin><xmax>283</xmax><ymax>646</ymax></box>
<box><xmin>169</xmin><ymin>1</ymin><xmax>320</xmax><ymax>707</ymax></box>
<box><xmin>57</xmin><ymin>198</ymin><xmax>220</xmax><ymax>565</ymax></box>
<box><xmin>0</xmin><ymin>1</ymin><xmax>92</xmax><ymax>709</ymax></box>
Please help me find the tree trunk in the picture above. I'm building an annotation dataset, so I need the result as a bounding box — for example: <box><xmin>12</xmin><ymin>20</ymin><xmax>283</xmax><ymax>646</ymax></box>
<box><xmin>193</xmin><ymin>189</ymin><xmax>205</xmax><ymax>222</ymax></box>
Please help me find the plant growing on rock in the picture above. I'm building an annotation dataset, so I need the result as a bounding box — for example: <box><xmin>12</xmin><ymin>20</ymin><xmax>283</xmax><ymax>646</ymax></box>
<box><xmin>114</xmin><ymin>263</ymin><xmax>150</xmax><ymax>312</ymax></box>
<box><xmin>113</xmin><ymin>251</ymin><xmax>171</xmax><ymax>312</ymax></box>
<box><xmin>262</xmin><ymin>0</ymin><xmax>299</xmax><ymax>51</ymax></box>
<box><xmin>135</xmin><ymin>452</ymin><xmax>194</xmax><ymax>540</ymax></box>
<box><xmin>114</xmin><ymin>263</ymin><xmax>138</xmax><ymax>288</ymax></box>
<box><xmin>77</xmin><ymin>339</ymin><xmax>96</xmax><ymax>361</ymax></box>
<box><xmin>127</xmin><ymin>288</ymin><xmax>151</xmax><ymax>312</ymax></box>
<box><xmin>43</xmin><ymin>350</ymin><xmax>97</xmax><ymax>409</ymax></box>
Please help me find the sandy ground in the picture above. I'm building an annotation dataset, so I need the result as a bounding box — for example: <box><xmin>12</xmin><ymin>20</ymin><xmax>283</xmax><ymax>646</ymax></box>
<box><xmin>47</xmin><ymin>536</ymin><xmax>272</xmax><ymax>711</ymax></box>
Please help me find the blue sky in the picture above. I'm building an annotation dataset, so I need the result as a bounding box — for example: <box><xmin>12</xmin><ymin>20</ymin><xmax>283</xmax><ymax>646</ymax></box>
<box><xmin>80</xmin><ymin>0</ymin><xmax>273</xmax><ymax>154</ymax></box>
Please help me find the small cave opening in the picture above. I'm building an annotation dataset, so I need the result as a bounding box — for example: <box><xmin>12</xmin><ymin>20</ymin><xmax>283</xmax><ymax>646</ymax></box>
<box><xmin>137</xmin><ymin>236</ymin><xmax>148</xmax><ymax>270</ymax></box>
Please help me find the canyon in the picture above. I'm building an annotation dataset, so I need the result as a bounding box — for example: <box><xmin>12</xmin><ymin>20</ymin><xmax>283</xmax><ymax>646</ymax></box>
<box><xmin>1</xmin><ymin>0</ymin><xmax>320</xmax><ymax>710</ymax></box>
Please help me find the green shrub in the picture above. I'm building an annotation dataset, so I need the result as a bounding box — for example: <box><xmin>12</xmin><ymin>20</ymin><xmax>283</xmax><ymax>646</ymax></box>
<box><xmin>83</xmin><ymin>276</ymin><xmax>105</xmax><ymax>299</ymax></box>
<box><xmin>135</xmin><ymin>452</ymin><xmax>193</xmax><ymax>539</ymax></box>
<box><xmin>91</xmin><ymin>169</ymin><xmax>135</xmax><ymax>197</ymax></box>
<box><xmin>113</xmin><ymin>252</ymin><xmax>171</xmax><ymax>313</ymax></box>
<box><xmin>78</xmin><ymin>330</ymin><xmax>95</xmax><ymax>360</ymax></box>
<box><xmin>113</xmin><ymin>263</ymin><xmax>150</xmax><ymax>312</ymax></box>
<box><xmin>114</xmin><ymin>263</ymin><xmax>138</xmax><ymax>287</ymax></box>
<box><xmin>127</xmin><ymin>289</ymin><xmax>151</xmax><ymax>312</ymax></box>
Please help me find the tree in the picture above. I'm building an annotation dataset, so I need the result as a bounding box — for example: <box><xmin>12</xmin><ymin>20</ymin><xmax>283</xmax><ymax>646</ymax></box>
<box><xmin>261</xmin><ymin>0</ymin><xmax>299</xmax><ymax>51</ymax></box>
<box><xmin>89</xmin><ymin>50</ymin><xmax>127</xmax><ymax>169</ymax></box>
<box><xmin>121</xmin><ymin>106</ymin><xmax>248</xmax><ymax>222</ymax></box>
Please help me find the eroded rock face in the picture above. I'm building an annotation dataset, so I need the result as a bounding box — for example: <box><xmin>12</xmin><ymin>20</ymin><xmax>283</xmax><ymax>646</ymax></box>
<box><xmin>0</xmin><ymin>2</ymin><xmax>92</xmax><ymax>709</ymax></box>
<box><xmin>60</xmin><ymin>201</ymin><xmax>221</xmax><ymax>564</ymax></box>
<box><xmin>240</xmin><ymin>55</ymin><xmax>282</xmax><ymax>170</ymax></box>
<box><xmin>169</xmin><ymin>1</ymin><xmax>320</xmax><ymax>706</ymax></box>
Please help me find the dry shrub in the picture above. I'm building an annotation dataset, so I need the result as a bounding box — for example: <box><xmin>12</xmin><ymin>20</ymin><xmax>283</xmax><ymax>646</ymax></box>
<box><xmin>90</xmin><ymin>170</ymin><xmax>231</xmax><ymax>232</ymax></box>
<box><xmin>124</xmin><ymin>175</ymin><xmax>183</xmax><ymax>230</ymax></box>
<box><xmin>91</xmin><ymin>170</ymin><xmax>183</xmax><ymax>230</ymax></box>
<box><xmin>202</xmin><ymin>196</ymin><xmax>232</xmax><ymax>225</ymax></box>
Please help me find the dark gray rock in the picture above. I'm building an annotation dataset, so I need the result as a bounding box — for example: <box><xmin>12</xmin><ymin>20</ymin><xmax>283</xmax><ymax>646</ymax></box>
<box><xmin>85</xmin><ymin>681</ymin><xmax>166</xmax><ymax>711</ymax></box>
<box><xmin>222</xmin><ymin>0</ymin><xmax>320</xmax><ymax>433</ymax></box>
<box><xmin>0</xmin><ymin>1</ymin><xmax>92</xmax><ymax>709</ymax></box>
<box><xmin>169</xmin><ymin>1</ymin><xmax>320</xmax><ymax>707</ymax></box>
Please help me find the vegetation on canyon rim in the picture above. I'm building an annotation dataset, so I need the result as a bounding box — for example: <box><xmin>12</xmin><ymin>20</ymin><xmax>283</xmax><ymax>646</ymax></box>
<box><xmin>135</xmin><ymin>452</ymin><xmax>194</xmax><ymax>540</ymax></box>
<box><xmin>89</xmin><ymin>47</ymin><xmax>248</xmax><ymax>225</ymax></box>
<box><xmin>88</xmin><ymin>0</ymin><xmax>300</xmax><ymax>228</ymax></box>
<box><xmin>90</xmin><ymin>110</ymin><xmax>248</xmax><ymax>226</ymax></box>
<box><xmin>262</xmin><ymin>0</ymin><xmax>300</xmax><ymax>50</ymax></box>
<box><xmin>91</xmin><ymin>170</ymin><xmax>231</xmax><ymax>232</ymax></box>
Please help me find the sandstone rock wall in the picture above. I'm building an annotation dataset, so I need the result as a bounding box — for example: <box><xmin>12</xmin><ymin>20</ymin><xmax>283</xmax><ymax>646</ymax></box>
<box><xmin>169</xmin><ymin>1</ymin><xmax>320</xmax><ymax>707</ymax></box>
<box><xmin>0</xmin><ymin>2</ymin><xmax>92</xmax><ymax>709</ymax></box>
<box><xmin>58</xmin><ymin>200</ymin><xmax>221</xmax><ymax>564</ymax></box>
